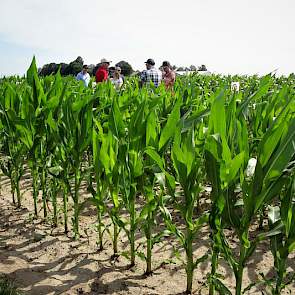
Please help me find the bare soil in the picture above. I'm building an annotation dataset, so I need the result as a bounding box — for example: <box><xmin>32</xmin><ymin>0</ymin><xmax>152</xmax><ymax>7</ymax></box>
<box><xmin>0</xmin><ymin>173</ymin><xmax>294</xmax><ymax>295</ymax></box>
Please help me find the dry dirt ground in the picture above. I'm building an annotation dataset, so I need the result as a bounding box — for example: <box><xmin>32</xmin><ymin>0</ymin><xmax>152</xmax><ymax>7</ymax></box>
<box><xmin>0</xmin><ymin>173</ymin><xmax>294</xmax><ymax>295</ymax></box>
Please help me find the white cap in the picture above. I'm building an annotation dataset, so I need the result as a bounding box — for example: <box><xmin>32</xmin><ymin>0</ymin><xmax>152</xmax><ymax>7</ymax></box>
<box><xmin>100</xmin><ymin>58</ymin><xmax>112</xmax><ymax>64</ymax></box>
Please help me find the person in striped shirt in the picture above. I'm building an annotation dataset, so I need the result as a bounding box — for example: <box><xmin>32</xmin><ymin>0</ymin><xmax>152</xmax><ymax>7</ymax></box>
<box><xmin>140</xmin><ymin>58</ymin><xmax>162</xmax><ymax>87</ymax></box>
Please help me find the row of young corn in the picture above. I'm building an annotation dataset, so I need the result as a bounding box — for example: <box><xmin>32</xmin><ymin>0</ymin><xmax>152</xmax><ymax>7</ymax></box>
<box><xmin>0</xmin><ymin>58</ymin><xmax>295</xmax><ymax>294</ymax></box>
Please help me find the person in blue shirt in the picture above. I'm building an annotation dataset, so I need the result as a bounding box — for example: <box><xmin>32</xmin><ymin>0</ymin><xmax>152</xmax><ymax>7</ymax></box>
<box><xmin>76</xmin><ymin>65</ymin><xmax>91</xmax><ymax>87</ymax></box>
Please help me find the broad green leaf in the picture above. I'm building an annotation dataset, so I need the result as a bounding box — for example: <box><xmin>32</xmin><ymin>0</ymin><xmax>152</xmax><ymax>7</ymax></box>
<box><xmin>158</xmin><ymin>98</ymin><xmax>181</xmax><ymax>150</ymax></box>
<box><xmin>264</xmin><ymin>118</ymin><xmax>295</xmax><ymax>182</ymax></box>
<box><xmin>26</xmin><ymin>56</ymin><xmax>45</xmax><ymax>106</ymax></box>
<box><xmin>145</xmin><ymin>147</ymin><xmax>165</xmax><ymax>171</ymax></box>
<box><xmin>92</xmin><ymin>127</ymin><xmax>100</xmax><ymax>178</ymax></box>
<box><xmin>46</xmin><ymin>111</ymin><xmax>58</xmax><ymax>131</ymax></box>
<box><xmin>259</xmin><ymin>121</ymin><xmax>286</xmax><ymax>167</ymax></box>
<box><xmin>146</xmin><ymin>109</ymin><xmax>158</xmax><ymax>147</ymax></box>
<box><xmin>220</xmin><ymin>152</ymin><xmax>244</xmax><ymax>188</ymax></box>
<box><xmin>46</xmin><ymin>95</ymin><xmax>60</xmax><ymax>109</ymax></box>
<box><xmin>15</xmin><ymin>124</ymin><xmax>33</xmax><ymax>149</ymax></box>
<box><xmin>26</xmin><ymin>56</ymin><xmax>38</xmax><ymax>87</ymax></box>
<box><xmin>109</xmin><ymin>98</ymin><xmax>125</xmax><ymax>138</ymax></box>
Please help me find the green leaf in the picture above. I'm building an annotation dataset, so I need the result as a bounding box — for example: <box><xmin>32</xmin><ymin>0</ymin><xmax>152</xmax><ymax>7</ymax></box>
<box><xmin>26</xmin><ymin>56</ymin><xmax>38</xmax><ymax>87</ymax></box>
<box><xmin>109</xmin><ymin>98</ymin><xmax>125</xmax><ymax>138</ymax></box>
<box><xmin>158</xmin><ymin>98</ymin><xmax>181</xmax><ymax>150</ymax></box>
<box><xmin>136</xmin><ymin>251</ymin><xmax>146</xmax><ymax>261</ymax></box>
<box><xmin>193</xmin><ymin>253</ymin><xmax>209</xmax><ymax>269</ymax></box>
<box><xmin>192</xmin><ymin>213</ymin><xmax>209</xmax><ymax>235</ymax></box>
<box><xmin>128</xmin><ymin>150</ymin><xmax>143</xmax><ymax>178</ymax></box>
<box><xmin>211</xmin><ymin>277</ymin><xmax>232</xmax><ymax>295</ymax></box>
<box><xmin>145</xmin><ymin>147</ymin><xmax>165</xmax><ymax>171</ymax></box>
<box><xmin>146</xmin><ymin>109</ymin><xmax>158</xmax><ymax>147</ymax></box>
<box><xmin>111</xmin><ymin>189</ymin><xmax>120</xmax><ymax>208</ymax></box>
<box><xmin>209</xmin><ymin>89</ymin><xmax>227</xmax><ymax>139</ymax></box>
<box><xmin>254</xmin><ymin>176</ymin><xmax>287</xmax><ymax>214</ymax></box>
<box><xmin>48</xmin><ymin>165</ymin><xmax>63</xmax><ymax>177</ymax></box>
<box><xmin>220</xmin><ymin>152</ymin><xmax>244</xmax><ymax>188</ymax></box>
<box><xmin>26</xmin><ymin>56</ymin><xmax>45</xmax><ymax>106</ymax></box>
<box><xmin>264</xmin><ymin>118</ymin><xmax>295</xmax><ymax>182</ymax></box>
<box><xmin>46</xmin><ymin>95</ymin><xmax>60</xmax><ymax>109</ymax></box>
<box><xmin>15</xmin><ymin>124</ymin><xmax>33</xmax><ymax>149</ymax></box>
<box><xmin>46</xmin><ymin>111</ymin><xmax>58</xmax><ymax>131</ymax></box>
<box><xmin>255</xmin><ymin>222</ymin><xmax>284</xmax><ymax>243</ymax></box>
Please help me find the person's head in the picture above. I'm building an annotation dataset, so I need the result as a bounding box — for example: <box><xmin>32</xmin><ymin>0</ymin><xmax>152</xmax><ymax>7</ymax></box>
<box><xmin>108</xmin><ymin>67</ymin><xmax>115</xmax><ymax>78</ymax></box>
<box><xmin>161</xmin><ymin>61</ymin><xmax>171</xmax><ymax>73</ymax></box>
<box><xmin>114</xmin><ymin>66</ymin><xmax>121</xmax><ymax>78</ymax></box>
<box><xmin>145</xmin><ymin>58</ymin><xmax>155</xmax><ymax>70</ymax></box>
<box><xmin>82</xmin><ymin>65</ymin><xmax>88</xmax><ymax>74</ymax></box>
<box><xmin>100</xmin><ymin>58</ymin><xmax>112</xmax><ymax>69</ymax></box>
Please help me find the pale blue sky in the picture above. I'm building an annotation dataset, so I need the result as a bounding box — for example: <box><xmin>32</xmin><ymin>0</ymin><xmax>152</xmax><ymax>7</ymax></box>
<box><xmin>0</xmin><ymin>0</ymin><xmax>294</xmax><ymax>76</ymax></box>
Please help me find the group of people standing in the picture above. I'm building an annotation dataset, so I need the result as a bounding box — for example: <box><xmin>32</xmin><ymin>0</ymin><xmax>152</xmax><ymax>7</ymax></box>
<box><xmin>76</xmin><ymin>58</ymin><xmax>123</xmax><ymax>89</ymax></box>
<box><xmin>76</xmin><ymin>58</ymin><xmax>176</xmax><ymax>90</ymax></box>
<box><xmin>95</xmin><ymin>58</ymin><xmax>124</xmax><ymax>90</ymax></box>
<box><xmin>140</xmin><ymin>58</ymin><xmax>175</xmax><ymax>89</ymax></box>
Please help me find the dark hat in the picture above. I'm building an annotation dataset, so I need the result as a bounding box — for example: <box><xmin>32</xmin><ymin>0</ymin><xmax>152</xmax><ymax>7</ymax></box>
<box><xmin>161</xmin><ymin>61</ymin><xmax>171</xmax><ymax>67</ymax></box>
<box><xmin>145</xmin><ymin>58</ymin><xmax>155</xmax><ymax>66</ymax></box>
<box><xmin>82</xmin><ymin>64</ymin><xmax>88</xmax><ymax>69</ymax></box>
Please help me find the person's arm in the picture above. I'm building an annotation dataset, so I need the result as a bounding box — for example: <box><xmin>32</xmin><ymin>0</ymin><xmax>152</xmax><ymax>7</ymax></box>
<box><xmin>171</xmin><ymin>71</ymin><xmax>176</xmax><ymax>83</ymax></box>
<box><xmin>85</xmin><ymin>74</ymin><xmax>90</xmax><ymax>86</ymax></box>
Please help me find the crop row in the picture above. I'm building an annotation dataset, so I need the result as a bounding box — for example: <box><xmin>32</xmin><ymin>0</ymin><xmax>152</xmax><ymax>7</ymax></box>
<box><xmin>0</xmin><ymin>58</ymin><xmax>295</xmax><ymax>294</ymax></box>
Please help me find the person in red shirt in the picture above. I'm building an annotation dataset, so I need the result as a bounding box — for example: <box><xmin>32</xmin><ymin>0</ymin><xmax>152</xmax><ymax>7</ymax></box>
<box><xmin>161</xmin><ymin>61</ymin><xmax>176</xmax><ymax>90</ymax></box>
<box><xmin>95</xmin><ymin>58</ymin><xmax>112</xmax><ymax>82</ymax></box>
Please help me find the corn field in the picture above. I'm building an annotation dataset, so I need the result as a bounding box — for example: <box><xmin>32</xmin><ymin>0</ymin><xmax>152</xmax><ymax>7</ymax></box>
<box><xmin>0</xmin><ymin>57</ymin><xmax>295</xmax><ymax>295</ymax></box>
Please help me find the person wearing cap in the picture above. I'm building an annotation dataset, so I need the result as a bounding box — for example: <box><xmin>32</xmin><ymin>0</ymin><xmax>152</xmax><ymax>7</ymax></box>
<box><xmin>76</xmin><ymin>65</ymin><xmax>91</xmax><ymax>87</ymax></box>
<box><xmin>161</xmin><ymin>61</ymin><xmax>176</xmax><ymax>89</ymax></box>
<box><xmin>95</xmin><ymin>58</ymin><xmax>111</xmax><ymax>83</ymax></box>
<box><xmin>110</xmin><ymin>66</ymin><xmax>124</xmax><ymax>90</ymax></box>
<box><xmin>140</xmin><ymin>58</ymin><xmax>162</xmax><ymax>88</ymax></box>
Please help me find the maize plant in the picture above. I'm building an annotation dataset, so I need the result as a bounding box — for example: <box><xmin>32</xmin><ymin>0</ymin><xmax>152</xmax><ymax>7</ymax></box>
<box><xmin>1</xmin><ymin>57</ymin><xmax>295</xmax><ymax>295</ymax></box>
<box><xmin>205</xmin><ymin>82</ymin><xmax>295</xmax><ymax>294</ymax></box>
<box><xmin>0</xmin><ymin>83</ymin><xmax>26</xmax><ymax>207</ymax></box>
<box><xmin>59</xmin><ymin>93</ymin><xmax>94</xmax><ymax>239</ymax></box>
<box><xmin>267</xmin><ymin>173</ymin><xmax>295</xmax><ymax>294</ymax></box>
<box><xmin>146</xmin><ymin>97</ymin><xmax>210</xmax><ymax>293</ymax></box>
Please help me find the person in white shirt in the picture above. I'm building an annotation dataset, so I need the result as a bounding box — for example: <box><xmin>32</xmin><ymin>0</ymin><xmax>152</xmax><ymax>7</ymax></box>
<box><xmin>110</xmin><ymin>66</ymin><xmax>124</xmax><ymax>90</ymax></box>
<box><xmin>76</xmin><ymin>65</ymin><xmax>91</xmax><ymax>87</ymax></box>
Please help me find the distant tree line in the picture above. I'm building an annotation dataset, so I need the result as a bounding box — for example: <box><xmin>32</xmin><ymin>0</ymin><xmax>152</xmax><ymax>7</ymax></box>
<box><xmin>39</xmin><ymin>56</ymin><xmax>134</xmax><ymax>77</ymax></box>
<box><xmin>38</xmin><ymin>56</ymin><xmax>207</xmax><ymax>77</ymax></box>
<box><xmin>173</xmin><ymin>65</ymin><xmax>207</xmax><ymax>72</ymax></box>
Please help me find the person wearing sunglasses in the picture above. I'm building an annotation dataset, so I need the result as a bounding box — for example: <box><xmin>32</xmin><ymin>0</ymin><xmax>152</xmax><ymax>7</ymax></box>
<box><xmin>111</xmin><ymin>66</ymin><xmax>124</xmax><ymax>90</ymax></box>
<box><xmin>76</xmin><ymin>64</ymin><xmax>91</xmax><ymax>87</ymax></box>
